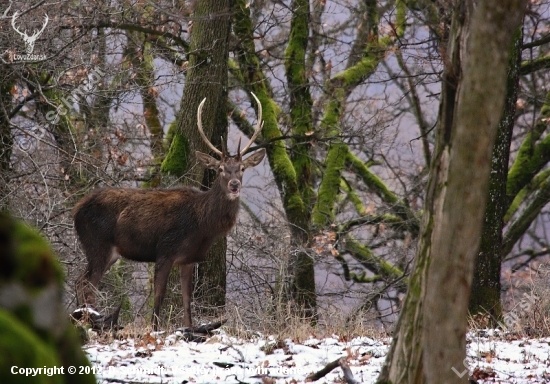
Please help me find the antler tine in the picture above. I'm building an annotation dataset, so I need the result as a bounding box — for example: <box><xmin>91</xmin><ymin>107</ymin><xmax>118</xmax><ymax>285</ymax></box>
<box><xmin>221</xmin><ymin>136</ymin><xmax>227</xmax><ymax>155</ymax></box>
<box><xmin>197</xmin><ymin>97</ymin><xmax>223</xmax><ymax>157</ymax></box>
<box><xmin>239</xmin><ymin>92</ymin><xmax>264</xmax><ymax>156</ymax></box>
<box><xmin>236</xmin><ymin>137</ymin><xmax>242</xmax><ymax>158</ymax></box>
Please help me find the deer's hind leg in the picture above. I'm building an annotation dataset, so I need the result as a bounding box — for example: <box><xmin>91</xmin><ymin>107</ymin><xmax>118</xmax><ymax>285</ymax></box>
<box><xmin>76</xmin><ymin>244</ymin><xmax>119</xmax><ymax>308</ymax></box>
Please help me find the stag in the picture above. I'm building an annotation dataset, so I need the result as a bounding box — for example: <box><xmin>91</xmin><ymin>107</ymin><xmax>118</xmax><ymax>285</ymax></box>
<box><xmin>11</xmin><ymin>12</ymin><xmax>49</xmax><ymax>55</ymax></box>
<box><xmin>74</xmin><ymin>94</ymin><xmax>265</xmax><ymax>330</ymax></box>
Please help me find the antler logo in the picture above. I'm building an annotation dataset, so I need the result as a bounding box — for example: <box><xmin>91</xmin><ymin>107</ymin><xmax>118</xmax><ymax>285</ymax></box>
<box><xmin>11</xmin><ymin>11</ymin><xmax>49</xmax><ymax>55</ymax></box>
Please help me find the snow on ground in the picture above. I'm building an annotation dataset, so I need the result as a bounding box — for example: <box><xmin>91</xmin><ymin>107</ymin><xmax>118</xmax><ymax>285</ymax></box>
<box><xmin>465</xmin><ymin>330</ymin><xmax>550</xmax><ymax>383</ymax></box>
<box><xmin>84</xmin><ymin>328</ymin><xmax>550</xmax><ymax>383</ymax></box>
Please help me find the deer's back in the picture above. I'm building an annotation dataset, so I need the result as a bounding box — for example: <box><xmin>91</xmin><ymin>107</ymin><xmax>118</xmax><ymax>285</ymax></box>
<box><xmin>72</xmin><ymin>186</ymin><xmax>241</xmax><ymax>263</ymax></box>
<box><xmin>73</xmin><ymin>187</ymin><xmax>204</xmax><ymax>256</ymax></box>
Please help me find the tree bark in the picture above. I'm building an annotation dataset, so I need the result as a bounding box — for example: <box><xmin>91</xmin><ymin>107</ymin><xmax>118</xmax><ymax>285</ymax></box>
<box><xmin>161</xmin><ymin>0</ymin><xmax>232</xmax><ymax>323</ymax></box>
<box><xmin>233</xmin><ymin>0</ymin><xmax>315</xmax><ymax>315</ymax></box>
<box><xmin>311</xmin><ymin>0</ymin><xmax>406</xmax><ymax>227</ymax></box>
<box><xmin>126</xmin><ymin>28</ymin><xmax>164</xmax><ymax>188</ymax></box>
<box><xmin>378</xmin><ymin>0</ymin><xmax>526</xmax><ymax>383</ymax></box>
<box><xmin>469</xmin><ymin>30</ymin><xmax>522</xmax><ymax>322</ymax></box>
<box><xmin>284</xmin><ymin>0</ymin><xmax>317</xmax><ymax>319</ymax></box>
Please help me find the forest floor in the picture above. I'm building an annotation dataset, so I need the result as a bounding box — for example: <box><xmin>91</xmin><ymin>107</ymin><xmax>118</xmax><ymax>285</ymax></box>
<box><xmin>84</xmin><ymin>327</ymin><xmax>550</xmax><ymax>383</ymax></box>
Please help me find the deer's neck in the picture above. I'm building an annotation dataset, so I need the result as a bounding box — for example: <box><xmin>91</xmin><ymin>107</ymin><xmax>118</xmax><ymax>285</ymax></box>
<box><xmin>198</xmin><ymin>182</ymin><xmax>240</xmax><ymax>233</ymax></box>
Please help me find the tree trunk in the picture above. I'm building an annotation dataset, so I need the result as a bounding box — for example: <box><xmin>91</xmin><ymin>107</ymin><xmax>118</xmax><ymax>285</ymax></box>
<box><xmin>233</xmin><ymin>0</ymin><xmax>315</xmax><ymax>316</ymax></box>
<box><xmin>195</xmin><ymin>104</ymin><xmax>230</xmax><ymax>318</ymax></box>
<box><xmin>126</xmin><ymin>28</ymin><xmax>164</xmax><ymax>188</ymax></box>
<box><xmin>378</xmin><ymin>1</ymin><xmax>526</xmax><ymax>383</ymax></box>
<box><xmin>284</xmin><ymin>0</ymin><xmax>316</xmax><ymax>319</ymax></box>
<box><xmin>469</xmin><ymin>30</ymin><xmax>522</xmax><ymax>322</ymax></box>
<box><xmin>161</xmin><ymin>0</ymin><xmax>232</xmax><ymax>324</ymax></box>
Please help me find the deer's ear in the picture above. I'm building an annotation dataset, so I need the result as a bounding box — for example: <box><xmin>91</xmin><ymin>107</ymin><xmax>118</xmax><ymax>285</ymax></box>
<box><xmin>196</xmin><ymin>151</ymin><xmax>221</xmax><ymax>169</ymax></box>
<box><xmin>242</xmin><ymin>148</ymin><xmax>266</xmax><ymax>169</ymax></box>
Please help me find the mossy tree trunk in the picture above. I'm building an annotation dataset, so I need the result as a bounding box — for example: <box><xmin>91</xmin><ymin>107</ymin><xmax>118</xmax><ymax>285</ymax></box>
<box><xmin>233</xmin><ymin>0</ymin><xmax>312</xmax><ymax>314</ymax></box>
<box><xmin>161</xmin><ymin>0</ymin><xmax>232</xmax><ymax>323</ymax></box>
<box><xmin>502</xmin><ymin>90</ymin><xmax>550</xmax><ymax>256</ymax></box>
<box><xmin>234</xmin><ymin>0</ymin><xmax>410</xmax><ymax>317</ymax></box>
<box><xmin>39</xmin><ymin>78</ymin><xmax>101</xmax><ymax>199</ymax></box>
<box><xmin>120</xmin><ymin>0</ymin><xmax>166</xmax><ymax>188</ymax></box>
<box><xmin>469</xmin><ymin>30</ymin><xmax>522</xmax><ymax>322</ymax></box>
<box><xmin>471</xmin><ymin>29</ymin><xmax>550</xmax><ymax>321</ymax></box>
<box><xmin>311</xmin><ymin>0</ymin><xmax>406</xmax><ymax>227</ymax></box>
<box><xmin>378</xmin><ymin>1</ymin><xmax>526</xmax><ymax>382</ymax></box>
<box><xmin>125</xmin><ymin>29</ymin><xmax>164</xmax><ymax>188</ymax></box>
<box><xmin>284</xmin><ymin>0</ymin><xmax>316</xmax><ymax>318</ymax></box>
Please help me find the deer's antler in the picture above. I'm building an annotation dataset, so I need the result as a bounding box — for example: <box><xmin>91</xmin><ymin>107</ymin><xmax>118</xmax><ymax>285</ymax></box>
<box><xmin>197</xmin><ymin>92</ymin><xmax>264</xmax><ymax>158</ymax></box>
<box><xmin>239</xmin><ymin>92</ymin><xmax>264</xmax><ymax>156</ymax></box>
<box><xmin>197</xmin><ymin>97</ymin><xmax>224</xmax><ymax>157</ymax></box>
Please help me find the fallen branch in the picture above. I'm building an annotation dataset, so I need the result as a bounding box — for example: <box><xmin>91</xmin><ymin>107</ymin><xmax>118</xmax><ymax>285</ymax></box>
<box><xmin>70</xmin><ymin>304</ymin><xmax>122</xmax><ymax>332</ymax></box>
<box><xmin>176</xmin><ymin>319</ymin><xmax>228</xmax><ymax>342</ymax></box>
<box><xmin>339</xmin><ymin>358</ymin><xmax>359</xmax><ymax>384</ymax></box>
<box><xmin>178</xmin><ymin>319</ymin><xmax>227</xmax><ymax>334</ymax></box>
<box><xmin>306</xmin><ymin>357</ymin><xmax>358</xmax><ymax>383</ymax></box>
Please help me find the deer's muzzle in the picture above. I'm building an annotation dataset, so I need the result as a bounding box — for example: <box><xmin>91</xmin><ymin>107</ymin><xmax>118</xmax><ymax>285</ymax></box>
<box><xmin>228</xmin><ymin>180</ymin><xmax>241</xmax><ymax>199</ymax></box>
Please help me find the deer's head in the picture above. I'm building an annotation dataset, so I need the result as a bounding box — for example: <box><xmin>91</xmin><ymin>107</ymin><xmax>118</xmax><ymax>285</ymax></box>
<box><xmin>196</xmin><ymin>93</ymin><xmax>266</xmax><ymax>200</ymax></box>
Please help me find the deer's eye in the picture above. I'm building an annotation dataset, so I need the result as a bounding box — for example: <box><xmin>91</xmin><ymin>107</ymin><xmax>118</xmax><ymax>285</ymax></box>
<box><xmin>240</xmin><ymin>166</ymin><xmax>245</xmax><ymax>172</ymax></box>
<box><xmin>218</xmin><ymin>166</ymin><xmax>224</xmax><ymax>173</ymax></box>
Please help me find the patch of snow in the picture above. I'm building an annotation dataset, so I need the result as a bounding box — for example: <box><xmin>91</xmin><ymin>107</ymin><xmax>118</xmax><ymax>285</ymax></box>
<box><xmin>467</xmin><ymin>332</ymin><xmax>550</xmax><ymax>383</ymax></box>
<box><xmin>84</xmin><ymin>329</ymin><xmax>550</xmax><ymax>383</ymax></box>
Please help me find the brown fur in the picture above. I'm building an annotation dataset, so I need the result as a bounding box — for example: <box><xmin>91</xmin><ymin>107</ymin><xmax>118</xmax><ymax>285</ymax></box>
<box><xmin>74</xmin><ymin>149</ymin><xmax>265</xmax><ymax>330</ymax></box>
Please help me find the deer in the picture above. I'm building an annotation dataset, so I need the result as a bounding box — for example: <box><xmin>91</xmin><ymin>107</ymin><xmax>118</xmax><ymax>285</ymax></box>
<box><xmin>73</xmin><ymin>93</ymin><xmax>266</xmax><ymax>331</ymax></box>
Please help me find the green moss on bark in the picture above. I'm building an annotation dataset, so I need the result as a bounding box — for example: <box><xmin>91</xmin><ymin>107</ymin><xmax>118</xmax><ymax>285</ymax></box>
<box><xmin>312</xmin><ymin>143</ymin><xmax>348</xmax><ymax>227</ymax></box>
<box><xmin>0</xmin><ymin>310</ymin><xmax>62</xmax><ymax>384</ymax></box>
<box><xmin>507</xmin><ymin>91</ymin><xmax>550</xmax><ymax>200</ymax></box>
<box><xmin>234</xmin><ymin>0</ymin><xmax>307</xmax><ymax>227</ymax></box>
<box><xmin>285</xmin><ymin>0</ymin><xmax>315</xmax><ymax>209</ymax></box>
<box><xmin>135</xmin><ymin>39</ymin><xmax>164</xmax><ymax>187</ymax></box>
<box><xmin>340</xmin><ymin>178</ymin><xmax>366</xmax><ymax>215</ymax></box>
<box><xmin>235</xmin><ymin>0</ymin><xmax>315</xmax><ymax>317</ymax></box>
<box><xmin>503</xmin><ymin>175</ymin><xmax>550</xmax><ymax>256</ymax></box>
<box><xmin>505</xmin><ymin>168</ymin><xmax>550</xmax><ymax>222</ymax></box>
<box><xmin>160</xmin><ymin>134</ymin><xmax>190</xmax><ymax>176</ymax></box>
<box><xmin>0</xmin><ymin>213</ymin><xmax>95</xmax><ymax>384</ymax></box>
<box><xmin>346</xmin><ymin>151</ymin><xmax>398</xmax><ymax>204</ymax></box>
<box><xmin>313</xmin><ymin>0</ymin><xmax>406</xmax><ymax>229</ymax></box>
<box><xmin>344</xmin><ymin>236</ymin><xmax>403</xmax><ymax>279</ymax></box>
